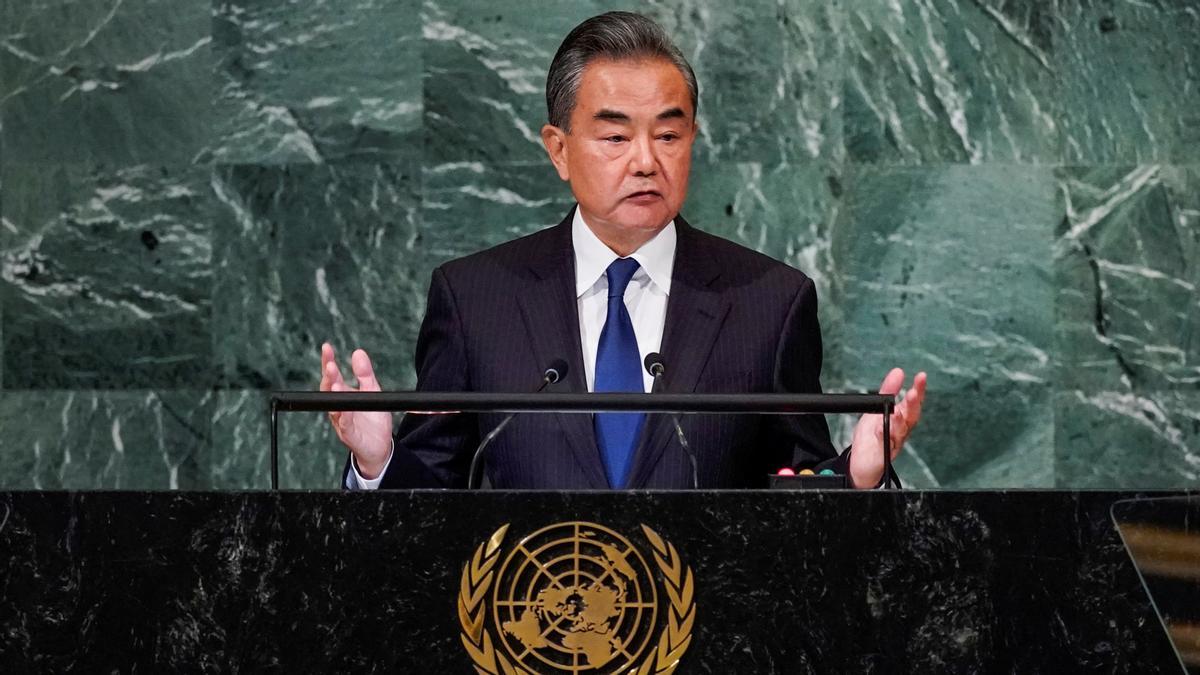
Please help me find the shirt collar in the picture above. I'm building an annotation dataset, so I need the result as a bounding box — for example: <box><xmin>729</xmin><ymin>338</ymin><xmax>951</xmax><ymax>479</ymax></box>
<box><xmin>572</xmin><ymin>206</ymin><xmax>676</xmax><ymax>297</ymax></box>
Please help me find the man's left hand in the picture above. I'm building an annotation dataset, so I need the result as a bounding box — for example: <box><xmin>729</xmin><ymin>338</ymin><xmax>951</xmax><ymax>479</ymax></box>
<box><xmin>848</xmin><ymin>368</ymin><xmax>927</xmax><ymax>489</ymax></box>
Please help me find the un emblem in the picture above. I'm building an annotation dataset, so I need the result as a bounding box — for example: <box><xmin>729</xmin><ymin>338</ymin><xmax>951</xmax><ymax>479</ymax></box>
<box><xmin>458</xmin><ymin>522</ymin><xmax>696</xmax><ymax>674</ymax></box>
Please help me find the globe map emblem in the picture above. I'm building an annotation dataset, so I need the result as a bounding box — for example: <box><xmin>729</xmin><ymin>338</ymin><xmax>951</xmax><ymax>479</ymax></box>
<box><xmin>492</xmin><ymin>522</ymin><xmax>658</xmax><ymax>673</ymax></box>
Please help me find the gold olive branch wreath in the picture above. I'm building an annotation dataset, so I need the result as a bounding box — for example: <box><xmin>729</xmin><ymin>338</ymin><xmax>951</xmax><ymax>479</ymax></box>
<box><xmin>457</xmin><ymin>524</ymin><xmax>696</xmax><ymax>675</ymax></box>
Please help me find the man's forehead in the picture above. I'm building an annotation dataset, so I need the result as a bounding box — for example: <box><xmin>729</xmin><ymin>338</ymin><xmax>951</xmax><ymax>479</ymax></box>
<box><xmin>575</xmin><ymin>57</ymin><xmax>692</xmax><ymax>118</ymax></box>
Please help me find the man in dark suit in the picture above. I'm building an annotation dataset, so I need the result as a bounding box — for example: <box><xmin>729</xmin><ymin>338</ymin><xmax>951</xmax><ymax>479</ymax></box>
<box><xmin>320</xmin><ymin>12</ymin><xmax>926</xmax><ymax>490</ymax></box>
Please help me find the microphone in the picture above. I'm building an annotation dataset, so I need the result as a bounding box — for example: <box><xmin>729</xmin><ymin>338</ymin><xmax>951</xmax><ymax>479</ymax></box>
<box><xmin>467</xmin><ymin>359</ymin><xmax>568</xmax><ymax>489</ymax></box>
<box><xmin>543</xmin><ymin>359</ymin><xmax>568</xmax><ymax>386</ymax></box>
<box><xmin>643</xmin><ymin>352</ymin><xmax>699</xmax><ymax>489</ymax></box>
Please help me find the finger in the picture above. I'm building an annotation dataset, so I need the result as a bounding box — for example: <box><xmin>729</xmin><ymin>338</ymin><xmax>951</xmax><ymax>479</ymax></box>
<box><xmin>328</xmin><ymin>379</ymin><xmax>357</xmax><ymax>433</ymax></box>
<box><xmin>905</xmin><ymin>372</ymin><xmax>927</xmax><ymax>427</ymax></box>
<box><xmin>350</xmin><ymin>349</ymin><xmax>381</xmax><ymax>392</ymax></box>
<box><xmin>878</xmin><ymin>367</ymin><xmax>905</xmax><ymax>396</ymax></box>
<box><xmin>874</xmin><ymin>394</ymin><xmax>908</xmax><ymax>448</ymax></box>
<box><xmin>896</xmin><ymin>372</ymin><xmax>923</xmax><ymax>404</ymax></box>
<box><xmin>324</xmin><ymin>360</ymin><xmax>349</xmax><ymax>432</ymax></box>
<box><xmin>888</xmin><ymin>409</ymin><xmax>910</xmax><ymax>458</ymax></box>
<box><xmin>320</xmin><ymin>343</ymin><xmax>350</xmax><ymax>396</ymax></box>
<box><xmin>321</xmin><ymin>344</ymin><xmax>347</xmax><ymax>426</ymax></box>
<box><xmin>889</xmin><ymin>376</ymin><xmax>923</xmax><ymax>440</ymax></box>
<box><xmin>319</xmin><ymin>342</ymin><xmax>335</xmax><ymax>391</ymax></box>
<box><xmin>324</xmin><ymin>358</ymin><xmax>348</xmax><ymax>390</ymax></box>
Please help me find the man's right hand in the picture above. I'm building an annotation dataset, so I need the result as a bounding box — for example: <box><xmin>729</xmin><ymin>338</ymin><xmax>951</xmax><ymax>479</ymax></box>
<box><xmin>320</xmin><ymin>342</ymin><xmax>394</xmax><ymax>480</ymax></box>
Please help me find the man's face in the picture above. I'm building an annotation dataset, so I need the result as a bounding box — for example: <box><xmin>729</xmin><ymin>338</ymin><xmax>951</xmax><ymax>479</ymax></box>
<box><xmin>542</xmin><ymin>57</ymin><xmax>696</xmax><ymax>248</ymax></box>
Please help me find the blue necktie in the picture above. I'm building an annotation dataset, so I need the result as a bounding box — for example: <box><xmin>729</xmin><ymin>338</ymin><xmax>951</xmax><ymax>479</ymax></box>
<box><xmin>594</xmin><ymin>258</ymin><xmax>646</xmax><ymax>488</ymax></box>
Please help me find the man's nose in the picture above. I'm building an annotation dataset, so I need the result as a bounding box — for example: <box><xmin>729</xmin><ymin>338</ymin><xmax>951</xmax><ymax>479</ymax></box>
<box><xmin>630</xmin><ymin>135</ymin><xmax>658</xmax><ymax>176</ymax></box>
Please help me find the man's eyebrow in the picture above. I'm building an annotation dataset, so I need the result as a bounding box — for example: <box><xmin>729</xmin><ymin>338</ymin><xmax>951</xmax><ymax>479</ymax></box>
<box><xmin>593</xmin><ymin>107</ymin><xmax>688</xmax><ymax>123</ymax></box>
<box><xmin>593</xmin><ymin>109</ymin><xmax>630</xmax><ymax>122</ymax></box>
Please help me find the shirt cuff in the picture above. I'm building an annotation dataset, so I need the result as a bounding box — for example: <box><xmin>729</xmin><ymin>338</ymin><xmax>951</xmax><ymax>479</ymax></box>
<box><xmin>350</xmin><ymin>439</ymin><xmax>394</xmax><ymax>490</ymax></box>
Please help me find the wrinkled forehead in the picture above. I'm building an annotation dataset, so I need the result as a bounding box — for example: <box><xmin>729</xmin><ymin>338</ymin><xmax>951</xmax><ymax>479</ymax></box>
<box><xmin>574</xmin><ymin>57</ymin><xmax>695</xmax><ymax>120</ymax></box>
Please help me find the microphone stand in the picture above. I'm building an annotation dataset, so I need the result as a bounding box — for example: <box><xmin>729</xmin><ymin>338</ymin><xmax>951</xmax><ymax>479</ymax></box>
<box><xmin>645</xmin><ymin>354</ymin><xmax>699</xmax><ymax>489</ymax></box>
<box><xmin>466</xmin><ymin>362</ymin><xmax>566</xmax><ymax>489</ymax></box>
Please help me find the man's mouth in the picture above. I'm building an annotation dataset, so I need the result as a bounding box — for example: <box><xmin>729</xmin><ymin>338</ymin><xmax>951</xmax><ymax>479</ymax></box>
<box><xmin>625</xmin><ymin>190</ymin><xmax>662</xmax><ymax>200</ymax></box>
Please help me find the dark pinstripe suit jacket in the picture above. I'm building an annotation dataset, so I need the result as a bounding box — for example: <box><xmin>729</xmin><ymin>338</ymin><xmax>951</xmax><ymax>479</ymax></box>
<box><xmin>354</xmin><ymin>208</ymin><xmax>847</xmax><ymax>489</ymax></box>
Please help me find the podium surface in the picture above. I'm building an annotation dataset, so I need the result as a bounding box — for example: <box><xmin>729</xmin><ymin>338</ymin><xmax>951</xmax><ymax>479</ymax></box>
<box><xmin>0</xmin><ymin>490</ymin><xmax>1188</xmax><ymax>672</ymax></box>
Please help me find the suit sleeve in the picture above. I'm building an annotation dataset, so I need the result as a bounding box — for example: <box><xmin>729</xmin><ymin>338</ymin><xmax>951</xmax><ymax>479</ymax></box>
<box><xmin>764</xmin><ymin>276</ymin><xmax>849</xmax><ymax>475</ymax></box>
<box><xmin>340</xmin><ymin>265</ymin><xmax>479</xmax><ymax>489</ymax></box>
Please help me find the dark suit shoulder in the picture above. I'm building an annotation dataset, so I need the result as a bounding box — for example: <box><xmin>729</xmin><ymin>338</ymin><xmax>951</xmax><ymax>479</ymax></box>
<box><xmin>683</xmin><ymin>223</ymin><xmax>814</xmax><ymax>292</ymax></box>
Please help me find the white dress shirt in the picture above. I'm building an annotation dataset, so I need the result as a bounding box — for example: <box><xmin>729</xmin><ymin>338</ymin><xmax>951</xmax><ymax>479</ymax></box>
<box><xmin>351</xmin><ymin>208</ymin><xmax>677</xmax><ymax>489</ymax></box>
<box><xmin>573</xmin><ymin>209</ymin><xmax>676</xmax><ymax>393</ymax></box>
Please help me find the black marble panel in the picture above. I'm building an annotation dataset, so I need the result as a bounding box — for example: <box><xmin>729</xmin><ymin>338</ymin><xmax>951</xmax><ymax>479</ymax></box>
<box><xmin>0</xmin><ymin>490</ymin><xmax>1184</xmax><ymax>672</ymax></box>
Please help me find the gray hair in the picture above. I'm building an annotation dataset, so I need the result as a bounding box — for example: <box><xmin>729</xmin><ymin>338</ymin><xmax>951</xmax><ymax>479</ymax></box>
<box><xmin>546</xmin><ymin>12</ymin><xmax>699</xmax><ymax>131</ymax></box>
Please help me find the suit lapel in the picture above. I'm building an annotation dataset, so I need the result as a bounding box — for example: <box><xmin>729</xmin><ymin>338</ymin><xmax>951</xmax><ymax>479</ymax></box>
<box><xmin>625</xmin><ymin>217</ymin><xmax>730</xmax><ymax>488</ymax></box>
<box><xmin>515</xmin><ymin>209</ymin><xmax>610</xmax><ymax>489</ymax></box>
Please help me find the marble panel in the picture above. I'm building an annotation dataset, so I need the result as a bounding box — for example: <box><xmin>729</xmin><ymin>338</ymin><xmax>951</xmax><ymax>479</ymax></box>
<box><xmin>843</xmin><ymin>0</ymin><xmax>1059</xmax><ymax>164</ymax></box>
<box><xmin>694</xmin><ymin>67</ymin><xmax>841</xmax><ymax>165</ymax></box>
<box><xmin>0</xmin><ymin>1</ymin><xmax>1197</xmax><ymax>491</ymax></box>
<box><xmin>419</xmin><ymin>161</ymin><xmax>577</xmax><ymax>266</ymax></box>
<box><xmin>422</xmin><ymin>0</ymin><xmax>842</xmax><ymax>164</ymax></box>
<box><xmin>210</xmin><ymin>162</ymin><xmax>421</xmax><ymax>391</ymax></box>
<box><xmin>1055</xmin><ymin>390</ymin><xmax>1200</xmax><ymax>487</ymax></box>
<box><xmin>0</xmin><ymin>168</ymin><xmax>3</xmax><ymax>388</ymax></box>
<box><xmin>1055</xmin><ymin>165</ymin><xmax>1200</xmax><ymax>392</ymax></box>
<box><xmin>1056</xmin><ymin>1</ymin><xmax>1200</xmax><ymax>164</ymax></box>
<box><xmin>0</xmin><ymin>389</ymin><xmax>210</xmax><ymax>489</ymax></box>
<box><xmin>211</xmin><ymin>390</ymin><xmax>270</xmax><ymax>489</ymax></box>
<box><xmin>0</xmin><ymin>163</ymin><xmax>213</xmax><ymax>388</ymax></box>
<box><xmin>658</xmin><ymin>0</ymin><xmax>844</xmax><ymax>163</ymax></box>
<box><xmin>210</xmin><ymin>389</ymin><xmax>349</xmax><ymax>489</ymax></box>
<box><xmin>0</xmin><ymin>0</ymin><xmax>213</xmax><ymax>165</ymax></box>
<box><xmin>422</xmin><ymin>52</ymin><xmax>549</xmax><ymax>165</ymax></box>
<box><xmin>832</xmin><ymin>164</ymin><xmax>1057</xmax><ymax>486</ymax></box>
<box><xmin>1</xmin><ymin>172</ymin><xmax>3</xmax><ymax>388</ymax></box>
<box><xmin>211</xmin><ymin>0</ymin><xmax>422</xmax><ymax>165</ymax></box>
<box><xmin>210</xmin><ymin>161</ymin><xmax>575</xmax><ymax>489</ymax></box>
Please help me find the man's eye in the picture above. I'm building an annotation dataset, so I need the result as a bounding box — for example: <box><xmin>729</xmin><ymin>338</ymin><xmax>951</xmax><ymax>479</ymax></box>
<box><xmin>605</xmin><ymin>135</ymin><xmax>626</xmax><ymax>143</ymax></box>
<box><xmin>659</xmin><ymin>134</ymin><xmax>678</xmax><ymax>142</ymax></box>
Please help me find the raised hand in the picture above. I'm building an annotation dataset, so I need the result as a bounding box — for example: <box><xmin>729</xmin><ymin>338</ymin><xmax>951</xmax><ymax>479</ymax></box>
<box><xmin>848</xmin><ymin>368</ymin><xmax>927</xmax><ymax>489</ymax></box>
<box><xmin>319</xmin><ymin>342</ymin><xmax>394</xmax><ymax>479</ymax></box>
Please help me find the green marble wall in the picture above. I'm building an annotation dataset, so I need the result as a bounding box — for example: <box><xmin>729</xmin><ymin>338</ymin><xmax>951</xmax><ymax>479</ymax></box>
<box><xmin>0</xmin><ymin>0</ymin><xmax>1196</xmax><ymax>489</ymax></box>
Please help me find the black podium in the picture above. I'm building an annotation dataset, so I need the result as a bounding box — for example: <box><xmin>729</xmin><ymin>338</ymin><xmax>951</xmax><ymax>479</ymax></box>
<box><xmin>0</xmin><ymin>490</ymin><xmax>1189</xmax><ymax>672</ymax></box>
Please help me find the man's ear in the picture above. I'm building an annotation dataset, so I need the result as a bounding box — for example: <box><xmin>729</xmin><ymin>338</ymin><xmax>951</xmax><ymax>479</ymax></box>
<box><xmin>540</xmin><ymin>124</ymin><xmax>570</xmax><ymax>182</ymax></box>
